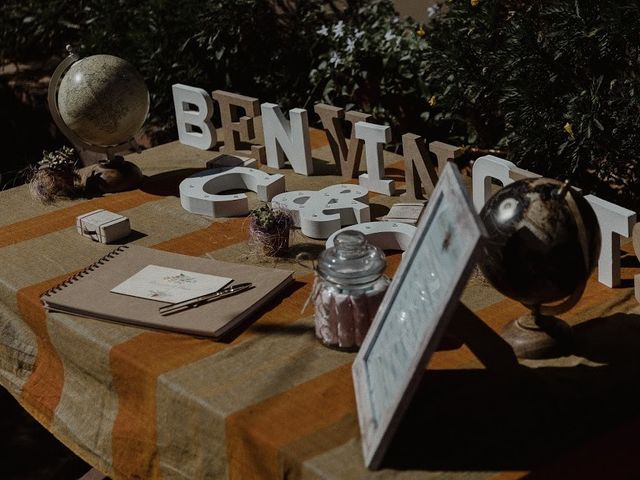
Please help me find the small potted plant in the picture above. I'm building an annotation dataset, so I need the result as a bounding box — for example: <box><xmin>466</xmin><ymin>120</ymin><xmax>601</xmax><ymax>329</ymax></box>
<box><xmin>29</xmin><ymin>146</ymin><xmax>80</xmax><ymax>203</ymax></box>
<box><xmin>248</xmin><ymin>204</ymin><xmax>293</xmax><ymax>257</ymax></box>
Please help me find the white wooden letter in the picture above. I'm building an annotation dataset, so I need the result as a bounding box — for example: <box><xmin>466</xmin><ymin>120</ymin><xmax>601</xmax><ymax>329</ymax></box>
<box><xmin>261</xmin><ymin>103</ymin><xmax>313</xmax><ymax>175</ymax></box>
<box><xmin>584</xmin><ymin>195</ymin><xmax>636</xmax><ymax>288</ymax></box>
<box><xmin>172</xmin><ymin>84</ymin><xmax>216</xmax><ymax>150</ymax></box>
<box><xmin>402</xmin><ymin>133</ymin><xmax>438</xmax><ymax>200</ymax></box>
<box><xmin>429</xmin><ymin>141</ymin><xmax>463</xmax><ymax>172</ymax></box>
<box><xmin>272</xmin><ymin>185</ymin><xmax>370</xmax><ymax>239</ymax></box>
<box><xmin>355</xmin><ymin>122</ymin><xmax>396</xmax><ymax>196</ymax></box>
<box><xmin>326</xmin><ymin>222</ymin><xmax>416</xmax><ymax>253</ymax></box>
<box><xmin>314</xmin><ymin>104</ymin><xmax>371</xmax><ymax>179</ymax></box>
<box><xmin>472</xmin><ymin>155</ymin><xmax>518</xmax><ymax>212</ymax></box>
<box><xmin>212</xmin><ymin>90</ymin><xmax>265</xmax><ymax>162</ymax></box>
<box><xmin>180</xmin><ymin>167</ymin><xmax>285</xmax><ymax>218</ymax></box>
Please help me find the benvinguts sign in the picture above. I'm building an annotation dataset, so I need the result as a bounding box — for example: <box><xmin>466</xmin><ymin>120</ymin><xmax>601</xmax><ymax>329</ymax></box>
<box><xmin>172</xmin><ymin>84</ymin><xmax>639</xmax><ymax>299</ymax></box>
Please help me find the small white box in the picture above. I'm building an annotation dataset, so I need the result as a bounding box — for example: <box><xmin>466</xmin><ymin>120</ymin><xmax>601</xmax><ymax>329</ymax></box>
<box><xmin>380</xmin><ymin>203</ymin><xmax>426</xmax><ymax>225</ymax></box>
<box><xmin>76</xmin><ymin>209</ymin><xmax>131</xmax><ymax>244</ymax></box>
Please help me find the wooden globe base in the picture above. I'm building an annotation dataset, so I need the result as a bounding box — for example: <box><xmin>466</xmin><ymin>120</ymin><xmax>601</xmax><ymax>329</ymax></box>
<box><xmin>501</xmin><ymin>312</ymin><xmax>573</xmax><ymax>359</ymax></box>
<box><xmin>79</xmin><ymin>156</ymin><xmax>143</xmax><ymax>194</ymax></box>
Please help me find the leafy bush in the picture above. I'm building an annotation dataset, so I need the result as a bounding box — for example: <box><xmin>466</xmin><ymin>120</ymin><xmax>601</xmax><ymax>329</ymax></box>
<box><xmin>1</xmin><ymin>0</ymin><xmax>431</xmax><ymax>142</ymax></box>
<box><xmin>0</xmin><ymin>1</ymin><xmax>84</xmax><ymax>63</ymax></box>
<box><xmin>423</xmin><ymin>0</ymin><xmax>640</xmax><ymax>210</ymax></box>
<box><xmin>309</xmin><ymin>1</ymin><xmax>431</xmax><ymax>141</ymax></box>
<box><xmin>3</xmin><ymin>0</ymin><xmax>638</xmax><ymax>210</ymax></box>
<box><xmin>1</xmin><ymin>1</ymin><xmax>340</xmax><ymax>130</ymax></box>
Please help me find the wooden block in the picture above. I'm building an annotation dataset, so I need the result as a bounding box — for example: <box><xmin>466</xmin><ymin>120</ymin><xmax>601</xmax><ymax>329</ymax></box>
<box><xmin>380</xmin><ymin>202</ymin><xmax>426</xmax><ymax>225</ymax></box>
<box><xmin>76</xmin><ymin>210</ymin><xmax>131</xmax><ymax>244</ymax></box>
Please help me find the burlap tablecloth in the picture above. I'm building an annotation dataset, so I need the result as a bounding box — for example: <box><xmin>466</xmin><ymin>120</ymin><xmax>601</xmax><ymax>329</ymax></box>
<box><xmin>1</xmin><ymin>130</ymin><xmax>639</xmax><ymax>480</ymax></box>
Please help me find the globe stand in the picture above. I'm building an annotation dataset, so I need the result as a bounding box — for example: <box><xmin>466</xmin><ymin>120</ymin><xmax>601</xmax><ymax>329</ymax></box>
<box><xmin>501</xmin><ymin>281</ymin><xmax>585</xmax><ymax>359</ymax></box>
<box><xmin>81</xmin><ymin>155</ymin><xmax>144</xmax><ymax>195</ymax></box>
<box><xmin>48</xmin><ymin>46</ymin><xmax>146</xmax><ymax>194</ymax></box>
<box><xmin>501</xmin><ymin>308</ymin><xmax>573</xmax><ymax>359</ymax></box>
<box><xmin>480</xmin><ymin>179</ymin><xmax>600</xmax><ymax>360</ymax></box>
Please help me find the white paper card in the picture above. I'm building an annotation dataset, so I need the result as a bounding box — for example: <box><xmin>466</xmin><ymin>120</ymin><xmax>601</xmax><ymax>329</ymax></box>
<box><xmin>111</xmin><ymin>265</ymin><xmax>232</xmax><ymax>304</ymax></box>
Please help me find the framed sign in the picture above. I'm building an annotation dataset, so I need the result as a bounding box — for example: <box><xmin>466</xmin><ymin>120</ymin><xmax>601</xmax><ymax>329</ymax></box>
<box><xmin>352</xmin><ymin>162</ymin><xmax>486</xmax><ymax>469</ymax></box>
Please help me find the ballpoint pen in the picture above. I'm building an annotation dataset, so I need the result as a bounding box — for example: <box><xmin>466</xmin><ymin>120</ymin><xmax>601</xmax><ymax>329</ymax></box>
<box><xmin>159</xmin><ymin>282</ymin><xmax>254</xmax><ymax>316</ymax></box>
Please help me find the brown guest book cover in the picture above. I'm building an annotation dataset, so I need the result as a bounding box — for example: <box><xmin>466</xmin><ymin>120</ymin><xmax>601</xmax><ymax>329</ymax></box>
<box><xmin>41</xmin><ymin>245</ymin><xmax>294</xmax><ymax>338</ymax></box>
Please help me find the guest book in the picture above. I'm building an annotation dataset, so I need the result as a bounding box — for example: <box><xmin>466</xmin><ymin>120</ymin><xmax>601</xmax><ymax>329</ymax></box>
<box><xmin>41</xmin><ymin>245</ymin><xmax>294</xmax><ymax>338</ymax></box>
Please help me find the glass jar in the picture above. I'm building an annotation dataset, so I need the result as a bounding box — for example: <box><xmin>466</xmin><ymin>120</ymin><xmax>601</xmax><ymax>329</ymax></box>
<box><xmin>313</xmin><ymin>230</ymin><xmax>390</xmax><ymax>351</ymax></box>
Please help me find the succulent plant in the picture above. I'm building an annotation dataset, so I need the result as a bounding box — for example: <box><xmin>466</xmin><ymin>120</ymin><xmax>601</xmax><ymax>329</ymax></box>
<box><xmin>249</xmin><ymin>204</ymin><xmax>293</xmax><ymax>232</ymax></box>
<box><xmin>29</xmin><ymin>146</ymin><xmax>80</xmax><ymax>203</ymax></box>
<box><xmin>37</xmin><ymin>146</ymin><xmax>78</xmax><ymax>173</ymax></box>
<box><xmin>248</xmin><ymin>204</ymin><xmax>293</xmax><ymax>257</ymax></box>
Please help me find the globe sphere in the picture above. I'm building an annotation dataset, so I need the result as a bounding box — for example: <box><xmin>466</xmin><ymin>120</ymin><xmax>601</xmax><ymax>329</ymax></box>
<box><xmin>57</xmin><ymin>54</ymin><xmax>149</xmax><ymax>147</ymax></box>
<box><xmin>479</xmin><ymin>178</ymin><xmax>601</xmax><ymax>307</ymax></box>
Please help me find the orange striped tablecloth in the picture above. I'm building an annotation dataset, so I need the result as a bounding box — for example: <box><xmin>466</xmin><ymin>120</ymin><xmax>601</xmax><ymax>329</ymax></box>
<box><xmin>1</xmin><ymin>131</ymin><xmax>639</xmax><ymax>480</ymax></box>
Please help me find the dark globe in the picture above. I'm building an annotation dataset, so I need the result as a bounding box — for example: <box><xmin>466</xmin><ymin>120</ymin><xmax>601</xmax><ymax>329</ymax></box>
<box><xmin>479</xmin><ymin>178</ymin><xmax>601</xmax><ymax>306</ymax></box>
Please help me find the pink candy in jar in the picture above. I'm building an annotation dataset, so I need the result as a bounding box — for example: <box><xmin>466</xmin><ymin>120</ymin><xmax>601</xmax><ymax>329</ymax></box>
<box><xmin>313</xmin><ymin>231</ymin><xmax>390</xmax><ymax>351</ymax></box>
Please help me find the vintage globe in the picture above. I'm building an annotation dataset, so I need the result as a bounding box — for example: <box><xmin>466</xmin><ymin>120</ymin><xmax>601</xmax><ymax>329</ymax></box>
<box><xmin>57</xmin><ymin>54</ymin><xmax>149</xmax><ymax>147</ymax></box>
<box><xmin>479</xmin><ymin>178</ymin><xmax>601</xmax><ymax>307</ymax></box>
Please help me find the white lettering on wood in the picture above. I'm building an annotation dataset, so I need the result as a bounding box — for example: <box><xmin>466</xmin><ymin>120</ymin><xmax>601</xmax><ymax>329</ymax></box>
<box><xmin>472</xmin><ymin>155</ymin><xmax>519</xmax><ymax>212</ymax></box>
<box><xmin>212</xmin><ymin>90</ymin><xmax>266</xmax><ymax>162</ymax></box>
<box><xmin>314</xmin><ymin>104</ymin><xmax>371</xmax><ymax>179</ymax></box>
<box><xmin>272</xmin><ymin>184</ymin><xmax>370</xmax><ymax>239</ymax></box>
<box><xmin>355</xmin><ymin>122</ymin><xmax>396</xmax><ymax>196</ymax></box>
<box><xmin>180</xmin><ymin>167</ymin><xmax>285</xmax><ymax>218</ymax></box>
<box><xmin>584</xmin><ymin>195</ymin><xmax>637</xmax><ymax>288</ymax></box>
<box><xmin>402</xmin><ymin>133</ymin><xmax>439</xmax><ymax>200</ymax></box>
<box><xmin>326</xmin><ymin>221</ymin><xmax>416</xmax><ymax>252</ymax></box>
<box><xmin>172</xmin><ymin>84</ymin><xmax>216</xmax><ymax>150</ymax></box>
<box><xmin>429</xmin><ymin>141</ymin><xmax>463</xmax><ymax>172</ymax></box>
<box><xmin>261</xmin><ymin>103</ymin><xmax>313</xmax><ymax>175</ymax></box>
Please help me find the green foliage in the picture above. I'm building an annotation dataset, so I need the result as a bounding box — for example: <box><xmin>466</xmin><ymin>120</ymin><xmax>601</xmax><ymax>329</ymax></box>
<box><xmin>0</xmin><ymin>0</ymin><xmax>83</xmax><ymax>62</ymax></box>
<box><xmin>422</xmin><ymin>1</ymin><xmax>510</xmax><ymax>147</ymax></box>
<box><xmin>3</xmin><ymin>0</ymin><xmax>638</xmax><ymax>209</ymax></box>
<box><xmin>424</xmin><ymin>0</ymin><xmax>640</xmax><ymax>209</ymax></box>
<box><xmin>75</xmin><ymin>0</ymin><xmax>320</xmax><ymax>130</ymax></box>
<box><xmin>0</xmin><ymin>0</ymin><xmax>431</xmax><ymax>142</ymax></box>
<box><xmin>309</xmin><ymin>1</ymin><xmax>431</xmax><ymax>140</ymax></box>
<box><xmin>249</xmin><ymin>204</ymin><xmax>292</xmax><ymax>232</ymax></box>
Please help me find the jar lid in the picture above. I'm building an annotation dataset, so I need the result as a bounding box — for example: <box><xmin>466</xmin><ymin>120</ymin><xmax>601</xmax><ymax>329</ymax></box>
<box><xmin>318</xmin><ymin>230</ymin><xmax>386</xmax><ymax>286</ymax></box>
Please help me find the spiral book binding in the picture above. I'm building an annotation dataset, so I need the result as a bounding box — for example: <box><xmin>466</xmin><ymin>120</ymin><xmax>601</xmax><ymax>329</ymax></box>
<box><xmin>41</xmin><ymin>245</ymin><xmax>130</xmax><ymax>301</ymax></box>
<box><xmin>38</xmin><ymin>244</ymin><xmax>293</xmax><ymax>338</ymax></box>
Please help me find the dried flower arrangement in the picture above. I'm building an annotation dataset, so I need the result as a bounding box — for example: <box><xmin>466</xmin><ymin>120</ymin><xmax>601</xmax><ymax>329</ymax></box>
<box><xmin>248</xmin><ymin>204</ymin><xmax>293</xmax><ymax>257</ymax></box>
<box><xmin>29</xmin><ymin>146</ymin><xmax>80</xmax><ymax>203</ymax></box>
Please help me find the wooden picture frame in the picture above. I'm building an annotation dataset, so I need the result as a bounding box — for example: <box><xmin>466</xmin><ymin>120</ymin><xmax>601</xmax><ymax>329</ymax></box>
<box><xmin>352</xmin><ymin>162</ymin><xmax>487</xmax><ymax>469</ymax></box>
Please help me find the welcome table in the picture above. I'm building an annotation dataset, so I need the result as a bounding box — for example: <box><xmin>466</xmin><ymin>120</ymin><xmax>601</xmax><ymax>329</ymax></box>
<box><xmin>1</xmin><ymin>129</ymin><xmax>639</xmax><ymax>480</ymax></box>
